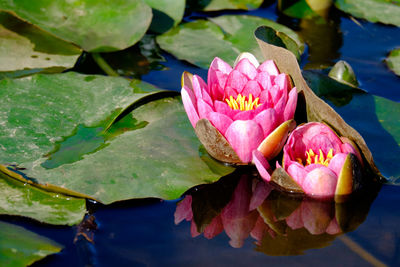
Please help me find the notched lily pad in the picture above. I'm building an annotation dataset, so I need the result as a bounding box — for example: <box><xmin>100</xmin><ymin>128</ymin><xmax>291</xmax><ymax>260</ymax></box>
<box><xmin>255</xmin><ymin>26</ymin><xmax>380</xmax><ymax>178</ymax></box>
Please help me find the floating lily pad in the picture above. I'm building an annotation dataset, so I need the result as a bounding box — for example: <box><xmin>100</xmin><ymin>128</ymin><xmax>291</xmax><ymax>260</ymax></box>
<box><xmin>0</xmin><ymin>73</ymin><xmax>234</xmax><ymax>204</ymax></box>
<box><xmin>0</xmin><ymin>0</ymin><xmax>153</xmax><ymax>52</ymax></box>
<box><xmin>0</xmin><ymin>12</ymin><xmax>81</xmax><ymax>77</ymax></box>
<box><xmin>386</xmin><ymin>48</ymin><xmax>400</xmax><ymax>76</ymax></box>
<box><xmin>335</xmin><ymin>0</ymin><xmax>400</xmax><ymax>27</ymax></box>
<box><xmin>157</xmin><ymin>15</ymin><xmax>303</xmax><ymax>68</ymax></box>
<box><xmin>0</xmin><ymin>221</ymin><xmax>62</xmax><ymax>266</ymax></box>
<box><xmin>145</xmin><ymin>0</ymin><xmax>185</xmax><ymax>33</ymax></box>
<box><xmin>0</xmin><ymin>171</ymin><xmax>86</xmax><ymax>225</ymax></box>
<box><xmin>278</xmin><ymin>0</ymin><xmax>333</xmax><ymax>19</ymax></box>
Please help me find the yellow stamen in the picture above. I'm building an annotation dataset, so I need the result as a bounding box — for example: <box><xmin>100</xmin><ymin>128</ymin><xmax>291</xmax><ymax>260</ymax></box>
<box><xmin>303</xmin><ymin>148</ymin><xmax>334</xmax><ymax>167</ymax></box>
<box><xmin>225</xmin><ymin>93</ymin><xmax>261</xmax><ymax>111</ymax></box>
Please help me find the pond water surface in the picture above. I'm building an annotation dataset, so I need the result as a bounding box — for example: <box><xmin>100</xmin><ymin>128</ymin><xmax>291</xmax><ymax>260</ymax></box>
<box><xmin>1</xmin><ymin>2</ymin><xmax>400</xmax><ymax>266</ymax></box>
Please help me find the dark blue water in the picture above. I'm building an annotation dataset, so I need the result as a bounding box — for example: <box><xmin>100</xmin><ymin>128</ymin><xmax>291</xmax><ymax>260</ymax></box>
<box><xmin>3</xmin><ymin>2</ymin><xmax>400</xmax><ymax>266</ymax></box>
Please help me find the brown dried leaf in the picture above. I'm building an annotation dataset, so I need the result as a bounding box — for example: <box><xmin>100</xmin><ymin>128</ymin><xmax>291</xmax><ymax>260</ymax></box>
<box><xmin>255</xmin><ymin>26</ymin><xmax>380</xmax><ymax>176</ymax></box>
<box><xmin>194</xmin><ymin>119</ymin><xmax>242</xmax><ymax>164</ymax></box>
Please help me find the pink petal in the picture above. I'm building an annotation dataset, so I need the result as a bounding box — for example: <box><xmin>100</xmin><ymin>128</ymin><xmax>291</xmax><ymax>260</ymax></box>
<box><xmin>287</xmin><ymin>162</ymin><xmax>307</xmax><ymax>186</ymax></box>
<box><xmin>203</xmin><ymin>215</ymin><xmax>224</xmax><ymax>239</ymax></box>
<box><xmin>254</xmin><ymin>108</ymin><xmax>277</xmax><ymax>138</ymax></box>
<box><xmin>249</xmin><ymin>179</ymin><xmax>272</xmax><ymax>210</ymax></box>
<box><xmin>283</xmin><ymin>87</ymin><xmax>298</xmax><ymax>121</ymax></box>
<box><xmin>214</xmin><ymin>100</ymin><xmax>239</xmax><ymax>119</ymax></box>
<box><xmin>308</xmin><ymin>134</ymin><xmax>338</xmax><ymax>157</ymax></box>
<box><xmin>197</xmin><ymin>98</ymin><xmax>214</xmax><ymax>119</ymax></box>
<box><xmin>326</xmin><ymin>217</ymin><xmax>342</xmax><ymax>235</ymax></box>
<box><xmin>328</xmin><ymin>153</ymin><xmax>348</xmax><ymax>176</ymax></box>
<box><xmin>273</xmin><ymin>73</ymin><xmax>289</xmax><ymax>92</ymax></box>
<box><xmin>174</xmin><ymin>195</ymin><xmax>193</xmax><ymax>224</ymax></box>
<box><xmin>241</xmin><ymin>80</ymin><xmax>262</xmax><ymax>98</ymax></box>
<box><xmin>234</xmin><ymin>58</ymin><xmax>258</xmax><ymax>80</ymax></box>
<box><xmin>225</xmin><ymin>120</ymin><xmax>264</xmax><ymax>163</ymax></box>
<box><xmin>224</xmin><ymin>86</ymin><xmax>238</xmax><ymax>99</ymax></box>
<box><xmin>225</xmin><ymin>70</ymin><xmax>248</xmax><ymax>93</ymax></box>
<box><xmin>286</xmin><ymin>206</ymin><xmax>303</xmax><ymax>230</ymax></box>
<box><xmin>269</xmin><ymin>85</ymin><xmax>283</xmax><ymax>105</ymax></box>
<box><xmin>298</xmin><ymin>122</ymin><xmax>342</xmax><ymax>149</ymax></box>
<box><xmin>255</xmin><ymin>71</ymin><xmax>273</xmax><ymax>90</ymax></box>
<box><xmin>208</xmin><ymin>112</ymin><xmax>233</xmax><ymax>135</ymax></box>
<box><xmin>193</xmin><ymin>75</ymin><xmax>208</xmax><ymax>100</ymax></box>
<box><xmin>250</xmin><ymin>216</ymin><xmax>268</xmax><ymax>241</ymax></box>
<box><xmin>181</xmin><ymin>86</ymin><xmax>199</xmax><ymax>128</ymax></box>
<box><xmin>190</xmin><ymin>220</ymin><xmax>201</xmax><ymax>237</ymax></box>
<box><xmin>233</xmin><ymin>110</ymin><xmax>256</xmax><ymax>120</ymax></box>
<box><xmin>273</xmin><ymin>96</ymin><xmax>285</xmax><ymax>125</ymax></box>
<box><xmin>252</xmin><ymin>150</ymin><xmax>271</xmax><ymax>182</ymax></box>
<box><xmin>259</xmin><ymin>90</ymin><xmax>270</xmax><ymax>105</ymax></box>
<box><xmin>340</xmin><ymin>138</ymin><xmax>362</xmax><ymax>165</ymax></box>
<box><xmin>302</xmin><ymin>166</ymin><xmax>338</xmax><ymax>198</ymax></box>
<box><xmin>210</xmin><ymin>82</ymin><xmax>224</xmax><ymax>101</ymax></box>
<box><xmin>202</xmin><ymin>88</ymin><xmax>213</xmax><ymax>106</ymax></box>
<box><xmin>210</xmin><ymin>57</ymin><xmax>233</xmax><ymax>74</ymax></box>
<box><xmin>301</xmin><ymin>200</ymin><xmax>333</xmax><ymax>235</ymax></box>
<box><xmin>258</xmin><ymin>60</ymin><xmax>279</xmax><ymax>76</ymax></box>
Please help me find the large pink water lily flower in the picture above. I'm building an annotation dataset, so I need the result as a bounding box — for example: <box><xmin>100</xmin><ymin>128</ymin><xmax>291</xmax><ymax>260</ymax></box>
<box><xmin>181</xmin><ymin>52</ymin><xmax>297</xmax><ymax>164</ymax></box>
<box><xmin>254</xmin><ymin>122</ymin><xmax>363</xmax><ymax>198</ymax></box>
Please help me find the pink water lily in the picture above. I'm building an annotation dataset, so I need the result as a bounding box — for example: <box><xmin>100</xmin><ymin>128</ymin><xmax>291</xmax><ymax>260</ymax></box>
<box><xmin>254</xmin><ymin>122</ymin><xmax>362</xmax><ymax>198</ymax></box>
<box><xmin>181</xmin><ymin>52</ymin><xmax>297</xmax><ymax>164</ymax></box>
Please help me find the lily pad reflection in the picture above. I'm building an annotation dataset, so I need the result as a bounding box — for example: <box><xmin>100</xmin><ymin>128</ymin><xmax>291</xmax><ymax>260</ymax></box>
<box><xmin>174</xmin><ymin>172</ymin><xmax>380</xmax><ymax>254</ymax></box>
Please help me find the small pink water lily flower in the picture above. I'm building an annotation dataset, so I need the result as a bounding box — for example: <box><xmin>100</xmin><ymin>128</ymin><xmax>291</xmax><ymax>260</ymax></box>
<box><xmin>181</xmin><ymin>52</ymin><xmax>297</xmax><ymax>164</ymax></box>
<box><xmin>254</xmin><ymin>122</ymin><xmax>363</xmax><ymax>199</ymax></box>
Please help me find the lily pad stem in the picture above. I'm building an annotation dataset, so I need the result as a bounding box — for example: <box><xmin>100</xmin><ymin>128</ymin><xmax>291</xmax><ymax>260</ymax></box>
<box><xmin>91</xmin><ymin>53</ymin><xmax>119</xmax><ymax>77</ymax></box>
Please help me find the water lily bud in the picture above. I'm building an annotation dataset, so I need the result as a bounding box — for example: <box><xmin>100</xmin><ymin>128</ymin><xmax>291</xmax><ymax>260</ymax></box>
<box><xmin>181</xmin><ymin>52</ymin><xmax>298</xmax><ymax>164</ymax></box>
<box><xmin>254</xmin><ymin>122</ymin><xmax>363</xmax><ymax>199</ymax></box>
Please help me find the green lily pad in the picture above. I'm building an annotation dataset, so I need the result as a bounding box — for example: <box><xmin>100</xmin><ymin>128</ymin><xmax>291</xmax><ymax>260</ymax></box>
<box><xmin>0</xmin><ymin>221</ymin><xmax>62</xmax><ymax>266</ymax></box>
<box><xmin>0</xmin><ymin>171</ymin><xmax>86</xmax><ymax>225</ymax></box>
<box><xmin>0</xmin><ymin>11</ymin><xmax>81</xmax><ymax>77</ymax></box>
<box><xmin>386</xmin><ymin>48</ymin><xmax>400</xmax><ymax>76</ymax></box>
<box><xmin>0</xmin><ymin>0</ymin><xmax>153</xmax><ymax>52</ymax></box>
<box><xmin>199</xmin><ymin>0</ymin><xmax>263</xmax><ymax>11</ymax></box>
<box><xmin>0</xmin><ymin>73</ymin><xmax>234</xmax><ymax>204</ymax></box>
<box><xmin>157</xmin><ymin>15</ymin><xmax>303</xmax><ymax>68</ymax></box>
<box><xmin>145</xmin><ymin>0</ymin><xmax>185</xmax><ymax>33</ymax></box>
<box><xmin>335</xmin><ymin>0</ymin><xmax>400</xmax><ymax>27</ymax></box>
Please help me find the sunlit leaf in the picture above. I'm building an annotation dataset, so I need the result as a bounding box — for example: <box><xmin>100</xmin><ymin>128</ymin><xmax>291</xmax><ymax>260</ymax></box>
<box><xmin>0</xmin><ymin>73</ymin><xmax>234</xmax><ymax>204</ymax></box>
<box><xmin>0</xmin><ymin>12</ymin><xmax>81</xmax><ymax>77</ymax></box>
<box><xmin>0</xmin><ymin>171</ymin><xmax>86</xmax><ymax>225</ymax></box>
<box><xmin>278</xmin><ymin>0</ymin><xmax>333</xmax><ymax>19</ymax></box>
<box><xmin>0</xmin><ymin>221</ymin><xmax>62</xmax><ymax>266</ymax></box>
<box><xmin>0</xmin><ymin>0</ymin><xmax>153</xmax><ymax>52</ymax></box>
<box><xmin>157</xmin><ymin>15</ymin><xmax>303</xmax><ymax>68</ymax></box>
<box><xmin>386</xmin><ymin>48</ymin><xmax>400</xmax><ymax>76</ymax></box>
<box><xmin>335</xmin><ymin>0</ymin><xmax>400</xmax><ymax>27</ymax></box>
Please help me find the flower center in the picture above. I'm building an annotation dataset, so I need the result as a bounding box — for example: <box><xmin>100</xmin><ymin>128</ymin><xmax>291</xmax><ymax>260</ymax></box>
<box><xmin>225</xmin><ymin>94</ymin><xmax>261</xmax><ymax>111</ymax></box>
<box><xmin>296</xmin><ymin>148</ymin><xmax>334</xmax><ymax>167</ymax></box>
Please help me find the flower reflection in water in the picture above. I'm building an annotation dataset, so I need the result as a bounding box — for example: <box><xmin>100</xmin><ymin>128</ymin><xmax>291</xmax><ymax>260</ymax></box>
<box><xmin>174</xmin><ymin>173</ymin><xmax>380</xmax><ymax>254</ymax></box>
